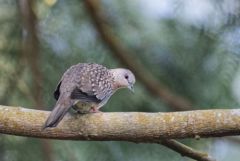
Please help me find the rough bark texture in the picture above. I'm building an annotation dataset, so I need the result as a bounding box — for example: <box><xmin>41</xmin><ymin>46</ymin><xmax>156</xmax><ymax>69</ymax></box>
<box><xmin>0</xmin><ymin>105</ymin><xmax>240</xmax><ymax>141</ymax></box>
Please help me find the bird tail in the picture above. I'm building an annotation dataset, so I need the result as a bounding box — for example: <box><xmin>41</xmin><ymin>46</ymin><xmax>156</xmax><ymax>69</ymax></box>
<box><xmin>43</xmin><ymin>95</ymin><xmax>73</xmax><ymax>129</ymax></box>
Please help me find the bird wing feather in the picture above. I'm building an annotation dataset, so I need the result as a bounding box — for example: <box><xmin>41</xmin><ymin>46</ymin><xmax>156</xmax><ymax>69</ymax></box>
<box><xmin>54</xmin><ymin>81</ymin><xmax>61</xmax><ymax>100</ymax></box>
<box><xmin>70</xmin><ymin>87</ymin><xmax>101</xmax><ymax>103</ymax></box>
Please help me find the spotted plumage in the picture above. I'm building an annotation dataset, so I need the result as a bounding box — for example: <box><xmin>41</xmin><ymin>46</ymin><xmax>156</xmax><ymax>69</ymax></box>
<box><xmin>43</xmin><ymin>63</ymin><xmax>136</xmax><ymax>129</ymax></box>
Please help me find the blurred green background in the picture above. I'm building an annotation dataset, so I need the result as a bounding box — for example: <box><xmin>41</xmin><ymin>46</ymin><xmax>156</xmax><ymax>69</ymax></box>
<box><xmin>1</xmin><ymin>0</ymin><xmax>240</xmax><ymax>160</ymax></box>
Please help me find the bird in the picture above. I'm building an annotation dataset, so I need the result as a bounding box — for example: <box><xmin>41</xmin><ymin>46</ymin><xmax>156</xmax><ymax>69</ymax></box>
<box><xmin>43</xmin><ymin>63</ymin><xmax>135</xmax><ymax>129</ymax></box>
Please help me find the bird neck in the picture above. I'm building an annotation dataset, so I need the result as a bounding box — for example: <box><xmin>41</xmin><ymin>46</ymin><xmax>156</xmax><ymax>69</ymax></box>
<box><xmin>109</xmin><ymin>69</ymin><xmax>126</xmax><ymax>90</ymax></box>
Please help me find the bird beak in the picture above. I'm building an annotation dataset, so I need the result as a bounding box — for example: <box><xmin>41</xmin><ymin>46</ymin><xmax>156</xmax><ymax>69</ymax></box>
<box><xmin>128</xmin><ymin>84</ymin><xmax>134</xmax><ymax>93</ymax></box>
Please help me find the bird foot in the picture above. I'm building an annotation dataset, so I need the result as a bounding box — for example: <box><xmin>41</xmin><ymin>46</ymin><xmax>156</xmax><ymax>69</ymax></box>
<box><xmin>89</xmin><ymin>107</ymin><xmax>102</xmax><ymax>113</ymax></box>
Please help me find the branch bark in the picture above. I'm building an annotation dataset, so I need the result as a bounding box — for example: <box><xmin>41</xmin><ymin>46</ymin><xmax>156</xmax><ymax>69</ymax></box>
<box><xmin>1</xmin><ymin>105</ymin><xmax>240</xmax><ymax>140</ymax></box>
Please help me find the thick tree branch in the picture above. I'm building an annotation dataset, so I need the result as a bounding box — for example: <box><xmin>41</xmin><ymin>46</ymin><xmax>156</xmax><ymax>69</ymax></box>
<box><xmin>8</xmin><ymin>106</ymin><xmax>240</xmax><ymax>161</ymax></box>
<box><xmin>84</xmin><ymin>0</ymin><xmax>192</xmax><ymax>111</ymax></box>
<box><xmin>1</xmin><ymin>105</ymin><xmax>240</xmax><ymax>140</ymax></box>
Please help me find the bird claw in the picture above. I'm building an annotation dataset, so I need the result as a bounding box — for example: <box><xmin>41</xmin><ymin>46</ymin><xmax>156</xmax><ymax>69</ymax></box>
<box><xmin>89</xmin><ymin>107</ymin><xmax>101</xmax><ymax>113</ymax></box>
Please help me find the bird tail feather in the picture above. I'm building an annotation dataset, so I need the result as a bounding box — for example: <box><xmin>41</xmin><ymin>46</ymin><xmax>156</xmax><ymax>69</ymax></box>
<box><xmin>43</xmin><ymin>96</ymin><xmax>73</xmax><ymax>129</ymax></box>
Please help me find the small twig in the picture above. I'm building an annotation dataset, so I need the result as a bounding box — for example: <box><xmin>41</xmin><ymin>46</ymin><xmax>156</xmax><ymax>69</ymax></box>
<box><xmin>160</xmin><ymin>139</ymin><xmax>215</xmax><ymax>161</ymax></box>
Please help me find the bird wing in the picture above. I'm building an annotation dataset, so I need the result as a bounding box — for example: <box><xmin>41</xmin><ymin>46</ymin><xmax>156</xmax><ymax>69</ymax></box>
<box><xmin>54</xmin><ymin>63</ymin><xmax>104</xmax><ymax>104</ymax></box>
<box><xmin>54</xmin><ymin>80</ymin><xmax>61</xmax><ymax>100</ymax></box>
<box><xmin>46</xmin><ymin>64</ymin><xmax>86</xmax><ymax>128</ymax></box>
<box><xmin>70</xmin><ymin>87</ymin><xmax>101</xmax><ymax>103</ymax></box>
<box><xmin>53</xmin><ymin>63</ymin><xmax>87</xmax><ymax>101</ymax></box>
<box><xmin>81</xmin><ymin>63</ymin><xmax>114</xmax><ymax>101</ymax></box>
<box><xmin>73</xmin><ymin>63</ymin><xmax>112</xmax><ymax>102</ymax></box>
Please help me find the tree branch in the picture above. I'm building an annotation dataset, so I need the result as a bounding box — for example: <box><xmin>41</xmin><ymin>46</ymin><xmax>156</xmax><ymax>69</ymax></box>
<box><xmin>160</xmin><ymin>140</ymin><xmax>215</xmax><ymax>161</ymax></box>
<box><xmin>1</xmin><ymin>105</ymin><xmax>240</xmax><ymax>140</ymax></box>
<box><xmin>84</xmin><ymin>0</ymin><xmax>192</xmax><ymax>111</ymax></box>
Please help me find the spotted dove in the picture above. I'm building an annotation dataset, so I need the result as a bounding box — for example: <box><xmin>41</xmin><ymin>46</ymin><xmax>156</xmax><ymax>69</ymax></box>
<box><xmin>43</xmin><ymin>63</ymin><xmax>135</xmax><ymax>128</ymax></box>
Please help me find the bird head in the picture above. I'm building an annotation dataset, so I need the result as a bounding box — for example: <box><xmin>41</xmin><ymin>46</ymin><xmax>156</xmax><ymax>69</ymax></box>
<box><xmin>110</xmin><ymin>68</ymin><xmax>136</xmax><ymax>92</ymax></box>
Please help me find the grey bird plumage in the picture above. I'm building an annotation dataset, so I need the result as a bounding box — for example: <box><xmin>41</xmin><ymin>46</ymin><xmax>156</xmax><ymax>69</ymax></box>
<box><xmin>43</xmin><ymin>63</ymin><xmax>135</xmax><ymax>128</ymax></box>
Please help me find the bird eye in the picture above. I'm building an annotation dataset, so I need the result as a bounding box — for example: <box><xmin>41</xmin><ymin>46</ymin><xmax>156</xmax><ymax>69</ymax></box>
<box><xmin>124</xmin><ymin>74</ymin><xmax>129</xmax><ymax>79</ymax></box>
